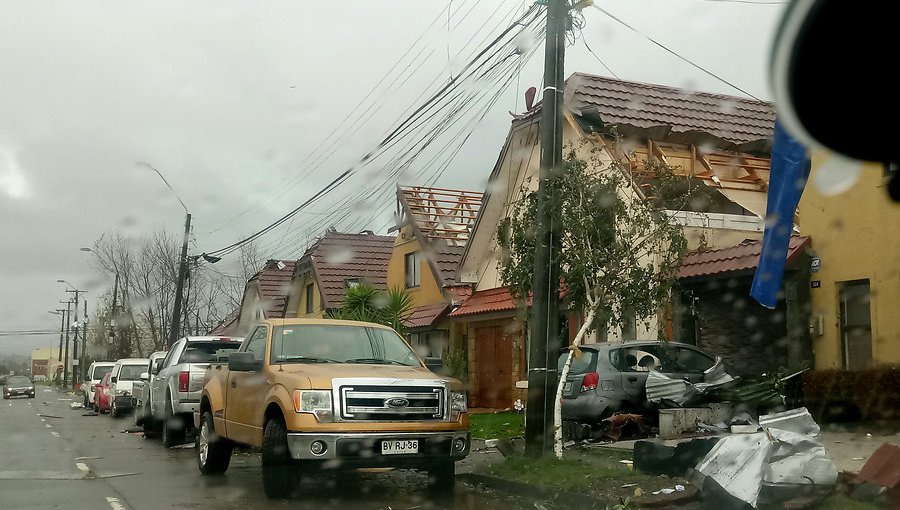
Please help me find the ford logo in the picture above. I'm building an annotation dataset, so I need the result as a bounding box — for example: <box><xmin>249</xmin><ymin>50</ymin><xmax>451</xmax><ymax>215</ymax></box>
<box><xmin>385</xmin><ymin>397</ymin><xmax>410</xmax><ymax>408</ymax></box>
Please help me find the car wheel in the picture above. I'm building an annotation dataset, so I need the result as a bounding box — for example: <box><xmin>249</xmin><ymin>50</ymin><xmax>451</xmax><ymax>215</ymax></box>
<box><xmin>261</xmin><ymin>417</ymin><xmax>296</xmax><ymax>499</ymax></box>
<box><xmin>111</xmin><ymin>401</ymin><xmax>120</xmax><ymax>418</ymax></box>
<box><xmin>197</xmin><ymin>411</ymin><xmax>232</xmax><ymax>475</ymax></box>
<box><xmin>162</xmin><ymin>396</ymin><xmax>185</xmax><ymax>448</ymax></box>
<box><xmin>426</xmin><ymin>460</ymin><xmax>455</xmax><ymax>495</ymax></box>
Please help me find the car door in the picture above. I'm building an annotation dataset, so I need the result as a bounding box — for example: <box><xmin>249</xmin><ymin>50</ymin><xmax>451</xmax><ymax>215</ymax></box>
<box><xmin>610</xmin><ymin>348</ymin><xmax>652</xmax><ymax>402</ymax></box>
<box><xmin>224</xmin><ymin>325</ymin><xmax>269</xmax><ymax>446</ymax></box>
<box><xmin>152</xmin><ymin>343</ymin><xmax>180</xmax><ymax>417</ymax></box>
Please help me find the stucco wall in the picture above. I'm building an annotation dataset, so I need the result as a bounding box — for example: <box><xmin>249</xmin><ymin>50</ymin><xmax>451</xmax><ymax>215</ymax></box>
<box><xmin>386</xmin><ymin>225</ymin><xmax>445</xmax><ymax>308</ymax></box>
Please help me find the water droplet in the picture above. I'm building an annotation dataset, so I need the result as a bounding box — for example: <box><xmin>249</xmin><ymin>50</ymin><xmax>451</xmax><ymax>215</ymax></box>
<box><xmin>813</xmin><ymin>154</ymin><xmax>863</xmax><ymax>196</ymax></box>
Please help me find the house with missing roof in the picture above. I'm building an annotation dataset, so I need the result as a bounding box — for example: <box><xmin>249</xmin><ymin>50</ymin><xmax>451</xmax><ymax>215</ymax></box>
<box><xmin>386</xmin><ymin>186</ymin><xmax>481</xmax><ymax>361</ymax></box>
<box><xmin>283</xmin><ymin>231</ymin><xmax>396</xmax><ymax>318</ymax></box>
<box><xmin>450</xmin><ymin>72</ymin><xmax>811</xmax><ymax>408</ymax></box>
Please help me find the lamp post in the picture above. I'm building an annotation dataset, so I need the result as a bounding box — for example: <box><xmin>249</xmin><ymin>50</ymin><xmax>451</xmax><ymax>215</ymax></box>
<box><xmin>138</xmin><ymin>162</ymin><xmax>191</xmax><ymax>347</ymax></box>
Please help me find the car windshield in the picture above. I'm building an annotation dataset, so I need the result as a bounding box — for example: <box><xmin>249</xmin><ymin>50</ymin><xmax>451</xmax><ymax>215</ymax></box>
<box><xmin>179</xmin><ymin>342</ymin><xmax>241</xmax><ymax>363</ymax></box>
<box><xmin>7</xmin><ymin>376</ymin><xmax>30</xmax><ymax>386</ymax></box>
<box><xmin>91</xmin><ymin>365</ymin><xmax>113</xmax><ymax>380</ymax></box>
<box><xmin>270</xmin><ymin>325</ymin><xmax>420</xmax><ymax>367</ymax></box>
<box><xmin>117</xmin><ymin>365</ymin><xmax>145</xmax><ymax>381</ymax></box>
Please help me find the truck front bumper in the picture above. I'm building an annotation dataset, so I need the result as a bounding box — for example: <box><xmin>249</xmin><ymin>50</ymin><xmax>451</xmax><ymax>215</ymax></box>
<box><xmin>286</xmin><ymin>431</ymin><xmax>470</xmax><ymax>466</ymax></box>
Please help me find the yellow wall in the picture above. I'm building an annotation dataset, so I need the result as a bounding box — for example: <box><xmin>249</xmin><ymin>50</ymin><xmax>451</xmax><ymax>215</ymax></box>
<box><xmin>799</xmin><ymin>153</ymin><xmax>900</xmax><ymax>368</ymax></box>
<box><xmin>386</xmin><ymin>225</ymin><xmax>445</xmax><ymax>308</ymax></box>
<box><xmin>294</xmin><ymin>275</ymin><xmax>324</xmax><ymax>318</ymax></box>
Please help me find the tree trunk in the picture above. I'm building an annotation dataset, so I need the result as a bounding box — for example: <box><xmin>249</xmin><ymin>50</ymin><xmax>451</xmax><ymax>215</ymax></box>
<box><xmin>554</xmin><ymin>306</ymin><xmax>598</xmax><ymax>459</ymax></box>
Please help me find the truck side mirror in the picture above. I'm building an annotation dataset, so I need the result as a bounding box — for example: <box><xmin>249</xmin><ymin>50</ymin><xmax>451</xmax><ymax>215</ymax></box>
<box><xmin>111</xmin><ymin>376</ymin><xmax>118</xmax><ymax>383</ymax></box>
<box><xmin>228</xmin><ymin>352</ymin><xmax>263</xmax><ymax>372</ymax></box>
<box><xmin>139</xmin><ymin>372</ymin><xmax>149</xmax><ymax>381</ymax></box>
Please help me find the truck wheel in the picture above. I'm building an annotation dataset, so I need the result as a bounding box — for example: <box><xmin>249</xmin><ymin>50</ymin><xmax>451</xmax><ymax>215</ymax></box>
<box><xmin>162</xmin><ymin>395</ymin><xmax>185</xmax><ymax>448</ymax></box>
<box><xmin>197</xmin><ymin>411</ymin><xmax>232</xmax><ymax>475</ymax></box>
<box><xmin>426</xmin><ymin>460</ymin><xmax>455</xmax><ymax>495</ymax></box>
<box><xmin>111</xmin><ymin>401</ymin><xmax>121</xmax><ymax>418</ymax></box>
<box><xmin>262</xmin><ymin>417</ymin><xmax>296</xmax><ymax>499</ymax></box>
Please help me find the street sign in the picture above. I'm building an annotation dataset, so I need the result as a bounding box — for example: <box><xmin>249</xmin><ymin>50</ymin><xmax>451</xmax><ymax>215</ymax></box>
<box><xmin>811</xmin><ymin>256</ymin><xmax>821</xmax><ymax>272</ymax></box>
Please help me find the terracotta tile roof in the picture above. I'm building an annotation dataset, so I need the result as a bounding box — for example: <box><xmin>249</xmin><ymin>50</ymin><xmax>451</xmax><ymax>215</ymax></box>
<box><xmin>448</xmin><ymin>287</ymin><xmax>516</xmax><ymax>318</ymax></box>
<box><xmin>307</xmin><ymin>231</ymin><xmax>395</xmax><ymax>309</ymax></box>
<box><xmin>404</xmin><ymin>302</ymin><xmax>450</xmax><ymax>330</ymax></box>
<box><xmin>429</xmin><ymin>243</ymin><xmax>468</xmax><ymax>286</ymax></box>
<box><xmin>209</xmin><ymin>307</ymin><xmax>240</xmax><ymax>335</ymax></box>
<box><xmin>677</xmin><ymin>236</ymin><xmax>810</xmax><ymax>280</ymax></box>
<box><xmin>445</xmin><ymin>285</ymin><xmax>473</xmax><ymax>304</ymax></box>
<box><xmin>252</xmin><ymin>260</ymin><xmax>296</xmax><ymax>318</ymax></box>
<box><xmin>566</xmin><ymin>72</ymin><xmax>775</xmax><ymax>146</ymax></box>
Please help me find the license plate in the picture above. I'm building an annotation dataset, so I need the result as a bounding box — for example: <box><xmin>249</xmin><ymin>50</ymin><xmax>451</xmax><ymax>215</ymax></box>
<box><xmin>564</xmin><ymin>382</ymin><xmax>573</xmax><ymax>393</ymax></box>
<box><xmin>381</xmin><ymin>439</ymin><xmax>418</xmax><ymax>455</ymax></box>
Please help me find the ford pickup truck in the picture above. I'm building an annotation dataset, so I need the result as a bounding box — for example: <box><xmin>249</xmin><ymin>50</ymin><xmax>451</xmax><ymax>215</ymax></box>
<box><xmin>195</xmin><ymin>318</ymin><xmax>470</xmax><ymax>499</ymax></box>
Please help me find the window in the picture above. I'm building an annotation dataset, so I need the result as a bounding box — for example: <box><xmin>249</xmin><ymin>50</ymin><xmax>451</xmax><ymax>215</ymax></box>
<box><xmin>305</xmin><ymin>283</ymin><xmax>315</xmax><ymax>314</ymax></box>
<box><xmin>556</xmin><ymin>350</ymin><xmax>596</xmax><ymax>375</ymax></box>
<box><xmin>178</xmin><ymin>341</ymin><xmax>241</xmax><ymax>363</ymax></box>
<box><xmin>244</xmin><ymin>326</ymin><xmax>268</xmax><ymax>360</ymax></box>
<box><xmin>404</xmin><ymin>251</ymin><xmax>420</xmax><ymax>288</ymax></box>
<box><xmin>91</xmin><ymin>365</ymin><xmax>112</xmax><ymax>380</ymax></box>
<box><xmin>840</xmin><ymin>280</ymin><xmax>873</xmax><ymax>370</ymax></box>
<box><xmin>118</xmin><ymin>365</ymin><xmax>144</xmax><ymax>381</ymax></box>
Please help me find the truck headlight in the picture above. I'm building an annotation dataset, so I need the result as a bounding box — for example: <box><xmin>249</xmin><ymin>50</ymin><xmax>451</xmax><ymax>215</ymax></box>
<box><xmin>450</xmin><ymin>390</ymin><xmax>467</xmax><ymax>417</ymax></box>
<box><xmin>293</xmin><ymin>390</ymin><xmax>332</xmax><ymax>421</ymax></box>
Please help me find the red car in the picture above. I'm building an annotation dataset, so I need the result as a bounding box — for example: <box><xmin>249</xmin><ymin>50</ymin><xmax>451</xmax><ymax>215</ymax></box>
<box><xmin>94</xmin><ymin>372</ymin><xmax>112</xmax><ymax>413</ymax></box>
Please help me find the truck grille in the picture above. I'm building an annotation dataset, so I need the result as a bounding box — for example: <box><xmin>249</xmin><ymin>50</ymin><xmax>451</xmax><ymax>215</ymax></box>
<box><xmin>339</xmin><ymin>385</ymin><xmax>444</xmax><ymax>421</ymax></box>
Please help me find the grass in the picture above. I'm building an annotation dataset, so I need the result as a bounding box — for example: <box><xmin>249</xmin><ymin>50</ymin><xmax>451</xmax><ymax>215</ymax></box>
<box><xmin>469</xmin><ymin>411</ymin><xmax>525</xmax><ymax>439</ymax></box>
<box><xmin>487</xmin><ymin>448</ymin><xmax>683</xmax><ymax>502</ymax></box>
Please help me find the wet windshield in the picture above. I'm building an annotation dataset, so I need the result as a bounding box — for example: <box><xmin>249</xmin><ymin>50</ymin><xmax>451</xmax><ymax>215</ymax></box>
<box><xmin>117</xmin><ymin>365</ymin><xmax>145</xmax><ymax>381</ymax></box>
<box><xmin>91</xmin><ymin>365</ymin><xmax>112</xmax><ymax>380</ymax></box>
<box><xmin>270</xmin><ymin>325</ymin><xmax>420</xmax><ymax>367</ymax></box>
<box><xmin>6</xmin><ymin>376</ymin><xmax>30</xmax><ymax>386</ymax></box>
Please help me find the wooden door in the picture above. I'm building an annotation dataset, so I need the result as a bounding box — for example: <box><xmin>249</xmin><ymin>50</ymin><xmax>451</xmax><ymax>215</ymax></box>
<box><xmin>476</xmin><ymin>326</ymin><xmax>514</xmax><ymax>409</ymax></box>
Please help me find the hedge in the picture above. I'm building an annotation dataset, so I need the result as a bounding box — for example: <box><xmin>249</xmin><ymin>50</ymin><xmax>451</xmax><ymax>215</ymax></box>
<box><xmin>802</xmin><ymin>366</ymin><xmax>900</xmax><ymax>422</ymax></box>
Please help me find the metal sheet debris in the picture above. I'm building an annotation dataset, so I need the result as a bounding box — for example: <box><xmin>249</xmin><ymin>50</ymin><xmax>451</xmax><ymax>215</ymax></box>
<box><xmin>759</xmin><ymin>407</ymin><xmax>820</xmax><ymax>436</ymax></box>
<box><xmin>646</xmin><ymin>371</ymin><xmax>698</xmax><ymax>406</ymax></box>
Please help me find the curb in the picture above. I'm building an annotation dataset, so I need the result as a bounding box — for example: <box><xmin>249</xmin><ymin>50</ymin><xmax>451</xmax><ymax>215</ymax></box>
<box><xmin>459</xmin><ymin>473</ymin><xmax>604</xmax><ymax>509</ymax></box>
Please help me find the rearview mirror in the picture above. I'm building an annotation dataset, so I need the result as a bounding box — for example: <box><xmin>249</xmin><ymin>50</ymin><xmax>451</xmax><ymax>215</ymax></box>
<box><xmin>228</xmin><ymin>352</ymin><xmax>263</xmax><ymax>372</ymax></box>
<box><xmin>139</xmin><ymin>372</ymin><xmax>149</xmax><ymax>381</ymax></box>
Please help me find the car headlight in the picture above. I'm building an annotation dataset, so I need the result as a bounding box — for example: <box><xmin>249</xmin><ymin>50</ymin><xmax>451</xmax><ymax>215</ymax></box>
<box><xmin>293</xmin><ymin>390</ymin><xmax>332</xmax><ymax>421</ymax></box>
<box><xmin>450</xmin><ymin>391</ymin><xmax>467</xmax><ymax>413</ymax></box>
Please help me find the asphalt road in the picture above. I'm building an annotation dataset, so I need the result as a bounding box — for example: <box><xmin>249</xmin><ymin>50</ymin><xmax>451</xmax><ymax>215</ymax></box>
<box><xmin>0</xmin><ymin>388</ymin><xmax>527</xmax><ymax>510</ymax></box>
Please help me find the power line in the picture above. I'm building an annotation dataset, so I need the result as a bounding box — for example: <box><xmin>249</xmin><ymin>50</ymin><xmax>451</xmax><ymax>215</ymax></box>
<box><xmin>203</xmin><ymin>5</ymin><xmax>544</xmax><ymax>258</ymax></box>
<box><xmin>582</xmin><ymin>37</ymin><xmax>619</xmax><ymax>79</ymax></box>
<box><xmin>591</xmin><ymin>4</ymin><xmax>762</xmax><ymax>101</ymax></box>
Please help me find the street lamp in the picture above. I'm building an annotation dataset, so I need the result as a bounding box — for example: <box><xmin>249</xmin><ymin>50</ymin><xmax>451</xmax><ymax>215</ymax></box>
<box><xmin>138</xmin><ymin>162</ymin><xmax>191</xmax><ymax>347</ymax></box>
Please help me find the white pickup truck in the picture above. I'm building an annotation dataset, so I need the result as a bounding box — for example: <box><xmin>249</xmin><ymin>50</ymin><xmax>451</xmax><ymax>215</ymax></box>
<box><xmin>149</xmin><ymin>336</ymin><xmax>242</xmax><ymax>447</ymax></box>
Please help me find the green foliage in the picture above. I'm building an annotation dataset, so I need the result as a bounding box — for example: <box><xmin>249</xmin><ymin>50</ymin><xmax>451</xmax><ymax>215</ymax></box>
<box><xmin>497</xmin><ymin>144</ymin><xmax>688</xmax><ymax>335</ymax></box>
<box><xmin>442</xmin><ymin>343</ymin><xmax>468</xmax><ymax>382</ymax></box>
<box><xmin>327</xmin><ymin>284</ymin><xmax>414</xmax><ymax>336</ymax></box>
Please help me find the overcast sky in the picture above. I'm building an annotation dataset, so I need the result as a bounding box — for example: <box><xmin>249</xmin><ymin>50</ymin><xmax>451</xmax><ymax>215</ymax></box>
<box><xmin>0</xmin><ymin>0</ymin><xmax>785</xmax><ymax>356</ymax></box>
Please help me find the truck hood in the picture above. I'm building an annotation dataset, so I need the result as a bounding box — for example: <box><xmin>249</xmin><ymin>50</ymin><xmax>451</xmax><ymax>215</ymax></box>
<box><xmin>273</xmin><ymin>363</ymin><xmax>462</xmax><ymax>390</ymax></box>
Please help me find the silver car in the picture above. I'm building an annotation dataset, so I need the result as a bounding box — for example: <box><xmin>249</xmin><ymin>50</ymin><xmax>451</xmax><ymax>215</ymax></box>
<box><xmin>558</xmin><ymin>341</ymin><xmax>716</xmax><ymax>424</ymax></box>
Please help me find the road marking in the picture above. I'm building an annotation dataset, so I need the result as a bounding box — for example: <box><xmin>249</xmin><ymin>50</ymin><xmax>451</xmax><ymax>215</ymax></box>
<box><xmin>106</xmin><ymin>496</ymin><xmax>128</xmax><ymax>510</ymax></box>
<box><xmin>45</xmin><ymin>424</ymin><xmax>52</xmax><ymax>428</ymax></box>
<box><xmin>76</xmin><ymin>463</ymin><xmax>89</xmax><ymax>473</ymax></box>
<box><xmin>51</xmin><ymin>431</ymin><xmax>60</xmax><ymax>438</ymax></box>
<box><xmin>40</xmin><ymin>418</ymin><xmax>46</xmax><ymax>422</ymax></box>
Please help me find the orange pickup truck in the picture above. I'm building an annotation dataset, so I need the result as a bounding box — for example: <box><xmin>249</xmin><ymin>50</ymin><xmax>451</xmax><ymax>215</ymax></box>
<box><xmin>194</xmin><ymin>318</ymin><xmax>470</xmax><ymax>498</ymax></box>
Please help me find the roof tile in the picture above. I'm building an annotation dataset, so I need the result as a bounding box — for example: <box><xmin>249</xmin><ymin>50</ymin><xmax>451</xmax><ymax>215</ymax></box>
<box><xmin>307</xmin><ymin>232</ymin><xmax>396</xmax><ymax>309</ymax></box>
<box><xmin>676</xmin><ymin>236</ymin><xmax>810</xmax><ymax>280</ymax></box>
<box><xmin>252</xmin><ymin>260</ymin><xmax>296</xmax><ymax>318</ymax></box>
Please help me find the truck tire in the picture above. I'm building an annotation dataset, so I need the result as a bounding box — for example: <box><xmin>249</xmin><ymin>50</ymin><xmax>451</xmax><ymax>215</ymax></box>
<box><xmin>426</xmin><ymin>460</ymin><xmax>455</xmax><ymax>495</ymax></box>
<box><xmin>162</xmin><ymin>394</ymin><xmax>185</xmax><ymax>448</ymax></box>
<box><xmin>262</xmin><ymin>417</ymin><xmax>296</xmax><ymax>499</ymax></box>
<box><xmin>197</xmin><ymin>411</ymin><xmax>232</xmax><ymax>475</ymax></box>
<box><xmin>111</xmin><ymin>400</ymin><xmax>121</xmax><ymax>418</ymax></box>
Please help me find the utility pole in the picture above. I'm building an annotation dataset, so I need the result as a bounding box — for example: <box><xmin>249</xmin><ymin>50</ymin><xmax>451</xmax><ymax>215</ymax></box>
<box><xmin>525</xmin><ymin>0</ymin><xmax>567</xmax><ymax>457</ymax></box>
<box><xmin>63</xmin><ymin>300</ymin><xmax>71</xmax><ymax>388</ymax></box>
<box><xmin>66</xmin><ymin>289</ymin><xmax>82</xmax><ymax>390</ymax></box>
<box><xmin>110</xmin><ymin>272</ymin><xmax>118</xmax><ymax>359</ymax></box>
<box><xmin>81</xmin><ymin>298</ymin><xmax>88</xmax><ymax>384</ymax></box>
<box><xmin>168</xmin><ymin>213</ymin><xmax>191</xmax><ymax>347</ymax></box>
<box><xmin>55</xmin><ymin>308</ymin><xmax>66</xmax><ymax>363</ymax></box>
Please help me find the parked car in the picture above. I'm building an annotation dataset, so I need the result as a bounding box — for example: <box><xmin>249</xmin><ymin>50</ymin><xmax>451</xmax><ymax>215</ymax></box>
<box><xmin>2</xmin><ymin>375</ymin><xmax>35</xmax><ymax>399</ymax></box>
<box><xmin>196</xmin><ymin>319</ymin><xmax>469</xmax><ymax>499</ymax></box>
<box><xmin>132</xmin><ymin>351</ymin><xmax>167</xmax><ymax>437</ymax></box>
<box><xmin>109</xmin><ymin>358</ymin><xmax>150</xmax><ymax>418</ymax></box>
<box><xmin>82</xmin><ymin>361</ymin><xmax>115</xmax><ymax>408</ymax></box>
<box><xmin>94</xmin><ymin>372</ymin><xmax>112</xmax><ymax>413</ymax></box>
<box><xmin>558</xmin><ymin>341</ymin><xmax>717</xmax><ymax>426</ymax></box>
<box><xmin>151</xmin><ymin>336</ymin><xmax>243</xmax><ymax>447</ymax></box>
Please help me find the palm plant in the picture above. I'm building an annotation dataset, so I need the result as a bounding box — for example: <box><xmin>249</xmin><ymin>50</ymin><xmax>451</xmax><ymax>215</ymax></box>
<box><xmin>328</xmin><ymin>284</ymin><xmax>415</xmax><ymax>336</ymax></box>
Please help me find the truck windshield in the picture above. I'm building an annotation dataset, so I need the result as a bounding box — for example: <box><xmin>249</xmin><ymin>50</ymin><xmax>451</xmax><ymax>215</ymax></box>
<box><xmin>270</xmin><ymin>325</ymin><xmax>421</xmax><ymax>367</ymax></box>
<box><xmin>179</xmin><ymin>341</ymin><xmax>242</xmax><ymax>363</ymax></box>
<box><xmin>91</xmin><ymin>365</ymin><xmax>113</xmax><ymax>380</ymax></box>
<box><xmin>118</xmin><ymin>365</ymin><xmax>145</xmax><ymax>381</ymax></box>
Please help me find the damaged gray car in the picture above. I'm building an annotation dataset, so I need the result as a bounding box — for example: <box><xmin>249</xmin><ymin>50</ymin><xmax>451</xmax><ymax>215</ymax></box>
<box><xmin>558</xmin><ymin>341</ymin><xmax>718</xmax><ymax>426</ymax></box>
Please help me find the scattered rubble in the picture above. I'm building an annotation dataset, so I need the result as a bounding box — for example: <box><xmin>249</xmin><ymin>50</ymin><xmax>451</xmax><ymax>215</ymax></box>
<box><xmin>848</xmin><ymin>443</ymin><xmax>900</xmax><ymax>507</ymax></box>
